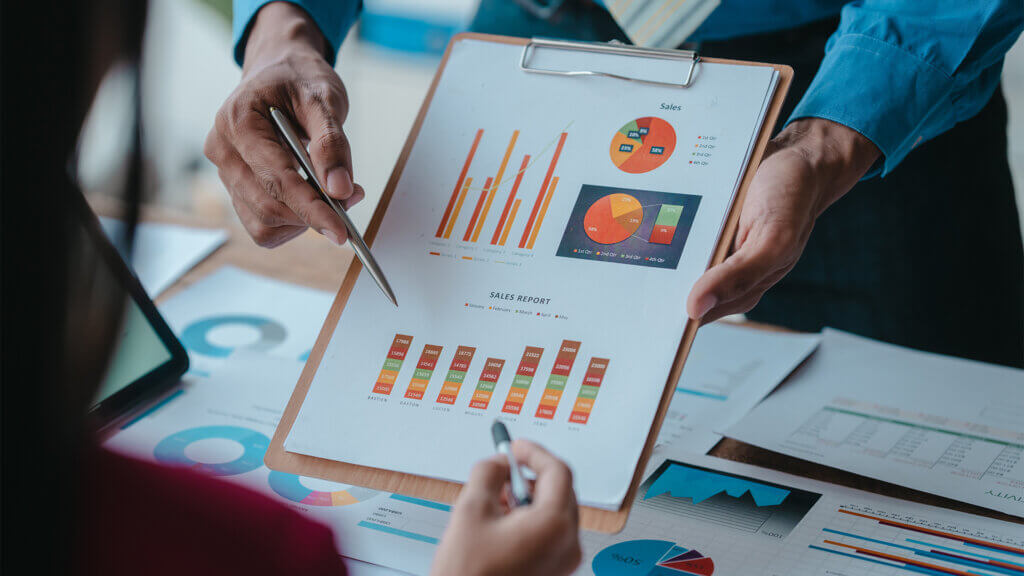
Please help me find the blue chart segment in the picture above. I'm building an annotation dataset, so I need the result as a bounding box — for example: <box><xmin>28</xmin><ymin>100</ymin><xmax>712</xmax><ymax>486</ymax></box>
<box><xmin>638</xmin><ymin>461</ymin><xmax>820</xmax><ymax>539</ymax></box>
<box><xmin>154</xmin><ymin>425</ymin><xmax>269</xmax><ymax>476</ymax></box>
<box><xmin>268</xmin><ymin>471</ymin><xmax>379</xmax><ymax>507</ymax></box>
<box><xmin>593</xmin><ymin>540</ymin><xmax>715</xmax><ymax>576</ymax></box>
<box><xmin>181</xmin><ymin>315</ymin><xmax>287</xmax><ymax>358</ymax></box>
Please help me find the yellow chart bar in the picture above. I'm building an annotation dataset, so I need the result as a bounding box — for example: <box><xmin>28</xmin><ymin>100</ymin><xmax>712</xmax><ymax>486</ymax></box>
<box><xmin>443</xmin><ymin>177</ymin><xmax>472</xmax><ymax>239</ymax></box>
<box><xmin>472</xmin><ymin>130</ymin><xmax>519</xmax><ymax>242</ymax></box>
<box><xmin>526</xmin><ymin>177</ymin><xmax>558</xmax><ymax>249</ymax></box>
<box><xmin>499</xmin><ymin>199</ymin><xmax>521</xmax><ymax>246</ymax></box>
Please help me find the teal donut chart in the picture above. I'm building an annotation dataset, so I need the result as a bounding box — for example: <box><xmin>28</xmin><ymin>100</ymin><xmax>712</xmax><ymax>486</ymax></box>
<box><xmin>181</xmin><ymin>315</ymin><xmax>287</xmax><ymax>358</ymax></box>
<box><xmin>154</xmin><ymin>425</ymin><xmax>269</xmax><ymax>476</ymax></box>
<box><xmin>268</xmin><ymin>471</ymin><xmax>380</xmax><ymax>506</ymax></box>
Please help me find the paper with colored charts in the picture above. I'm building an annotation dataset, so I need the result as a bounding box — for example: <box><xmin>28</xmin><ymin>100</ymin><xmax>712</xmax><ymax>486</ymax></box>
<box><xmin>285</xmin><ymin>38</ymin><xmax>781</xmax><ymax>509</ymax></box>
<box><xmin>103</xmin><ymin>352</ymin><xmax>439</xmax><ymax>575</ymax></box>
<box><xmin>579</xmin><ymin>450</ymin><xmax>1024</xmax><ymax>576</ymax></box>
<box><xmin>157</xmin><ymin>266</ymin><xmax>333</xmax><ymax>376</ymax></box>
<box><xmin>727</xmin><ymin>329</ymin><xmax>1024</xmax><ymax>518</ymax></box>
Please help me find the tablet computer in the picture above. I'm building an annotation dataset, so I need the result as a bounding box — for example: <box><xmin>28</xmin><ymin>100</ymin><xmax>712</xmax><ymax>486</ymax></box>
<box><xmin>76</xmin><ymin>197</ymin><xmax>189</xmax><ymax>429</ymax></box>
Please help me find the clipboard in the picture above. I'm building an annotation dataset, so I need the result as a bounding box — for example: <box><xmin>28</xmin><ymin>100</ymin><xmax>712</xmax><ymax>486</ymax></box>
<box><xmin>267</xmin><ymin>33</ymin><xmax>792</xmax><ymax>533</ymax></box>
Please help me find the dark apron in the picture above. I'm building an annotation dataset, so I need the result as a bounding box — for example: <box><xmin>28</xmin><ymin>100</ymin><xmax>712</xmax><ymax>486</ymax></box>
<box><xmin>470</xmin><ymin>0</ymin><xmax>1024</xmax><ymax>367</ymax></box>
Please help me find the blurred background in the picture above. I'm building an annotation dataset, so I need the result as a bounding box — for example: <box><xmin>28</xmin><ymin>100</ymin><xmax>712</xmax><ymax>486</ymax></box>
<box><xmin>79</xmin><ymin>0</ymin><xmax>1024</xmax><ymax>237</ymax></box>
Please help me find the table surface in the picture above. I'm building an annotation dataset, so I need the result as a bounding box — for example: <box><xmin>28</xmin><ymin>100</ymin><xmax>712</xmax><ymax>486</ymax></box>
<box><xmin>103</xmin><ymin>196</ymin><xmax>1023</xmax><ymax>527</ymax></box>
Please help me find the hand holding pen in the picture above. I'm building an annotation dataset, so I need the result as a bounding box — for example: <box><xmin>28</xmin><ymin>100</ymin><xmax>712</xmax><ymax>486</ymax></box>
<box><xmin>430</xmin><ymin>433</ymin><xmax>581</xmax><ymax>576</ymax></box>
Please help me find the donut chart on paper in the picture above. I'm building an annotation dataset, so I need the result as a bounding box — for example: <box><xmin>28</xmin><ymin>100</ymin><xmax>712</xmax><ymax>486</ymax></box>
<box><xmin>180</xmin><ymin>315</ymin><xmax>287</xmax><ymax>358</ymax></box>
<box><xmin>154</xmin><ymin>425</ymin><xmax>269</xmax><ymax>476</ymax></box>
<box><xmin>583</xmin><ymin>193</ymin><xmax>644</xmax><ymax>244</ymax></box>
<box><xmin>610</xmin><ymin>117</ymin><xmax>676</xmax><ymax>174</ymax></box>
<box><xmin>268</xmin><ymin>471</ymin><xmax>380</xmax><ymax>507</ymax></box>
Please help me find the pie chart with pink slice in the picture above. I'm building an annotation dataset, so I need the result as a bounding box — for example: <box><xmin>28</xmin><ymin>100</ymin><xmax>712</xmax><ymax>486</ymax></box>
<box><xmin>593</xmin><ymin>539</ymin><xmax>715</xmax><ymax>576</ymax></box>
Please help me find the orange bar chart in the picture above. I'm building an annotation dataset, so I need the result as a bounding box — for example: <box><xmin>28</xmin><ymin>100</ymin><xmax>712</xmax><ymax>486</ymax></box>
<box><xmin>520</xmin><ymin>132</ymin><xmax>567</xmax><ymax>248</ymax></box>
<box><xmin>499</xmin><ymin>200</ymin><xmax>522</xmax><ymax>246</ymax></box>
<box><xmin>472</xmin><ymin>131</ymin><xmax>519</xmax><ymax>242</ymax></box>
<box><xmin>436</xmin><ymin>346</ymin><xmax>476</xmax><ymax>405</ymax></box>
<box><xmin>568</xmin><ymin>357</ymin><xmax>609</xmax><ymax>424</ymax></box>
<box><xmin>534</xmin><ymin>340</ymin><xmax>581</xmax><ymax>419</ymax></box>
<box><xmin>502</xmin><ymin>346</ymin><xmax>544</xmax><ymax>414</ymax></box>
<box><xmin>468</xmin><ymin>358</ymin><xmax>506</xmax><ymax>409</ymax></box>
<box><xmin>372</xmin><ymin>334</ymin><xmax>413</xmax><ymax>395</ymax></box>
<box><xmin>436</xmin><ymin>129</ymin><xmax>483</xmax><ymax>237</ymax></box>
<box><xmin>526</xmin><ymin>176</ymin><xmax>558</xmax><ymax>249</ymax></box>
<box><xmin>443</xmin><ymin>178</ymin><xmax>472</xmax><ymax>239</ymax></box>
<box><xmin>491</xmin><ymin>154</ymin><xmax>530</xmax><ymax>245</ymax></box>
<box><xmin>404</xmin><ymin>344</ymin><xmax>443</xmax><ymax>400</ymax></box>
<box><xmin>463</xmin><ymin>178</ymin><xmax>492</xmax><ymax>242</ymax></box>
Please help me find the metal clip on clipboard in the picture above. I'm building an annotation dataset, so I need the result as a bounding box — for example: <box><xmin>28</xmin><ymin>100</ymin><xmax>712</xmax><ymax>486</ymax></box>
<box><xmin>519</xmin><ymin>38</ymin><xmax>701</xmax><ymax>89</ymax></box>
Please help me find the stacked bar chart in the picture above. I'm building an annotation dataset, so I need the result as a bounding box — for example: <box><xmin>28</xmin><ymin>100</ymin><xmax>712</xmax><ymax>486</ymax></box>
<box><xmin>502</xmin><ymin>346</ymin><xmax>544</xmax><ymax>414</ymax></box>
<box><xmin>650</xmin><ymin>204</ymin><xmax>683</xmax><ymax>245</ymax></box>
<box><xmin>404</xmin><ymin>344</ymin><xmax>444</xmax><ymax>400</ymax></box>
<box><xmin>535</xmin><ymin>340</ymin><xmax>582</xmax><ymax>419</ymax></box>
<box><xmin>434</xmin><ymin>128</ymin><xmax>568</xmax><ymax>250</ymax></box>
<box><xmin>436</xmin><ymin>346</ymin><xmax>476</xmax><ymax>404</ymax></box>
<box><xmin>372</xmin><ymin>334</ymin><xmax>413</xmax><ymax>395</ymax></box>
<box><xmin>569</xmin><ymin>357</ymin><xmax>608</xmax><ymax>424</ymax></box>
<box><xmin>468</xmin><ymin>358</ymin><xmax>506</xmax><ymax>409</ymax></box>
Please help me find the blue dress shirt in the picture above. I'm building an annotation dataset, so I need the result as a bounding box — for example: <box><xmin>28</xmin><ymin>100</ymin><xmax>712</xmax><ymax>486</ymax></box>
<box><xmin>233</xmin><ymin>0</ymin><xmax>1023</xmax><ymax>176</ymax></box>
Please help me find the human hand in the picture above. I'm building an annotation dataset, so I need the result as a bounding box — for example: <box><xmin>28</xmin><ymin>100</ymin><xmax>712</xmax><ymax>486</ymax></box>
<box><xmin>204</xmin><ymin>2</ymin><xmax>364</xmax><ymax>248</ymax></box>
<box><xmin>686</xmin><ymin>118</ymin><xmax>880</xmax><ymax>323</ymax></box>
<box><xmin>431</xmin><ymin>440</ymin><xmax>581</xmax><ymax>576</ymax></box>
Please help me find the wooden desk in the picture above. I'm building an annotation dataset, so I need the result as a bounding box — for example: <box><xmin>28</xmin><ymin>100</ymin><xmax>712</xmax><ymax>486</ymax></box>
<box><xmin>110</xmin><ymin>198</ymin><xmax>1023</xmax><ymax>527</ymax></box>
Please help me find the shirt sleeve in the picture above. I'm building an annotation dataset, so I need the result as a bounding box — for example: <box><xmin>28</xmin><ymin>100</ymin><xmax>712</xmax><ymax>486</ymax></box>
<box><xmin>233</xmin><ymin>0</ymin><xmax>361</xmax><ymax>66</ymax></box>
<box><xmin>788</xmin><ymin>0</ymin><xmax>1024</xmax><ymax>177</ymax></box>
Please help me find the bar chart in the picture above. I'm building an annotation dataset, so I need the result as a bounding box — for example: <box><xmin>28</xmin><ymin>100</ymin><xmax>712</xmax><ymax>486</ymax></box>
<box><xmin>502</xmin><ymin>346</ymin><xmax>545</xmax><ymax>415</ymax></box>
<box><xmin>468</xmin><ymin>358</ymin><xmax>506</xmax><ymax>410</ymax></box>
<box><xmin>434</xmin><ymin>127</ymin><xmax>568</xmax><ymax>250</ymax></box>
<box><xmin>535</xmin><ymin>340</ymin><xmax>582</xmax><ymax>419</ymax></box>
<box><xmin>404</xmin><ymin>344</ymin><xmax>443</xmax><ymax>400</ymax></box>
<box><xmin>569</xmin><ymin>357</ymin><xmax>609</xmax><ymax>424</ymax></box>
<box><xmin>436</xmin><ymin>346</ymin><xmax>476</xmax><ymax>404</ymax></box>
<box><xmin>372</xmin><ymin>334</ymin><xmax>413</xmax><ymax>395</ymax></box>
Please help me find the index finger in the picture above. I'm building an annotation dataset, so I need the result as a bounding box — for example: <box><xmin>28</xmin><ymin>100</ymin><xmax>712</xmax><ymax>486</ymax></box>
<box><xmin>511</xmin><ymin>439</ymin><xmax>574</xmax><ymax>508</ymax></box>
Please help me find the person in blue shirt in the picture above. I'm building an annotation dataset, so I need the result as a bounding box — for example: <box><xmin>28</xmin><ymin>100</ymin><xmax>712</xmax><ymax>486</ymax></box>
<box><xmin>207</xmin><ymin>0</ymin><xmax>1023</xmax><ymax>368</ymax></box>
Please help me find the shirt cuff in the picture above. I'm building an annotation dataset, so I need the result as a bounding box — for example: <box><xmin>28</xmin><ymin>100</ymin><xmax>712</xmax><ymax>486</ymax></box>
<box><xmin>787</xmin><ymin>33</ymin><xmax>955</xmax><ymax>178</ymax></box>
<box><xmin>233</xmin><ymin>0</ymin><xmax>360</xmax><ymax>67</ymax></box>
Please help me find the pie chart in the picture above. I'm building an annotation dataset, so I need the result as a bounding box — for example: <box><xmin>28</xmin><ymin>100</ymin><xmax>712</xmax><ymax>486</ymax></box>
<box><xmin>592</xmin><ymin>540</ymin><xmax>715</xmax><ymax>576</ymax></box>
<box><xmin>584</xmin><ymin>193</ymin><xmax>644</xmax><ymax>244</ymax></box>
<box><xmin>610</xmin><ymin>117</ymin><xmax>676</xmax><ymax>173</ymax></box>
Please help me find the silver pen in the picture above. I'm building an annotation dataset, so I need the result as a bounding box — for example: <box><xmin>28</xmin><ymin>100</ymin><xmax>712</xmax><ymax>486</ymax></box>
<box><xmin>268</xmin><ymin>106</ymin><xmax>398</xmax><ymax>307</ymax></box>
<box><xmin>491</xmin><ymin>420</ymin><xmax>533</xmax><ymax>506</ymax></box>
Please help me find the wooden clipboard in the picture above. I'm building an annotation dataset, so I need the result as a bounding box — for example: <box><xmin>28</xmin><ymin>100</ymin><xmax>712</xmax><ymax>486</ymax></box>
<box><xmin>266</xmin><ymin>32</ymin><xmax>793</xmax><ymax>534</ymax></box>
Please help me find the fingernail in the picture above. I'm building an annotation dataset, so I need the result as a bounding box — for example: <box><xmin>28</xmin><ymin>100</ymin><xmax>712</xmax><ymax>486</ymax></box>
<box><xmin>320</xmin><ymin>228</ymin><xmax>341</xmax><ymax>246</ymax></box>
<box><xmin>695</xmin><ymin>294</ymin><xmax>717</xmax><ymax>319</ymax></box>
<box><xmin>326</xmin><ymin>167</ymin><xmax>353</xmax><ymax>200</ymax></box>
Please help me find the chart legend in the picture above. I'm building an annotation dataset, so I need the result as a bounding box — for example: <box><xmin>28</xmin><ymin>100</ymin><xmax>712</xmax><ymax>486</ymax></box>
<box><xmin>373</xmin><ymin>334</ymin><xmax>413</xmax><ymax>395</ymax></box>
<box><xmin>569</xmin><ymin>357</ymin><xmax>608</xmax><ymax>424</ymax></box>
<box><xmin>436</xmin><ymin>346</ymin><xmax>476</xmax><ymax>404</ymax></box>
<box><xmin>502</xmin><ymin>346</ymin><xmax>544</xmax><ymax>414</ymax></box>
<box><xmin>468</xmin><ymin>358</ymin><xmax>506</xmax><ymax>409</ymax></box>
<box><xmin>404</xmin><ymin>344</ymin><xmax>443</xmax><ymax>400</ymax></box>
<box><xmin>557</xmin><ymin>185</ymin><xmax>701</xmax><ymax>270</ymax></box>
<box><xmin>535</xmin><ymin>340</ymin><xmax>581</xmax><ymax>419</ymax></box>
<box><xmin>610</xmin><ymin>117</ymin><xmax>676</xmax><ymax>174</ymax></box>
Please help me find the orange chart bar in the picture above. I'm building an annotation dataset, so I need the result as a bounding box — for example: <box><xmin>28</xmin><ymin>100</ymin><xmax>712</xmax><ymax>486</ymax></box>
<box><xmin>468</xmin><ymin>358</ymin><xmax>506</xmax><ymax>409</ymax></box>
<box><xmin>436</xmin><ymin>129</ymin><xmax>483</xmax><ymax>237</ymax></box>
<box><xmin>443</xmin><ymin>178</ymin><xmax>472</xmax><ymax>239</ymax></box>
<box><xmin>502</xmin><ymin>346</ymin><xmax>544</xmax><ymax>414</ymax></box>
<box><xmin>520</xmin><ymin>132</ymin><xmax>567</xmax><ymax>248</ymax></box>
<box><xmin>463</xmin><ymin>178</ymin><xmax>492</xmax><ymax>242</ymax></box>
<box><xmin>404</xmin><ymin>344</ymin><xmax>443</xmax><ymax>400</ymax></box>
<box><xmin>526</xmin><ymin>176</ymin><xmax>558</xmax><ymax>249</ymax></box>
<box><xmin>491</xmin><ymin>154</ymin><xmax>530</xmax><ymax>245</ymax></box>
<box><xmin>535</xmin><ymin>340</ymin><xmax>581</xmax><ymax>419</ymax></box>
<box><xmin>499</xmin><ymin>200</ymin><xmax>521</xmax><ymax>246</ymax></box>
<box><xmin>437</xmin><ymin>346</ymin><xmax>476</xmax><ymax>404</ymax></box>
<box><xmin>372</xmin><ymin>334</ymin><xmax>413</xmax><ymax>395</ymax></box>
<box><xmin>472</xmin><ymin>130</ymin><xmax>519</xmax><ymax>242</ymax></box>
<box><xmin>837</xmin><ymin>509</ymin><xmax>1024</xmax><ymax>555</ymax></box>
<box><xmin>569</xmin><ymin>357</ymin><xmax>608</xmax><ymax>424</ymax></box>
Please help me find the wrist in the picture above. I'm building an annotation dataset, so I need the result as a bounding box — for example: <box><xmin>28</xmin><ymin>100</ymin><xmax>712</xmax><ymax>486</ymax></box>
<box><xmin>243</xmin><ymin>2</ymin><xmax>328</xmax><ymax>72</ymax></box>
<box><xmin>775</xmin><ymin>117</ymin><xmax>880</xmax><ymax>213</ymax></box>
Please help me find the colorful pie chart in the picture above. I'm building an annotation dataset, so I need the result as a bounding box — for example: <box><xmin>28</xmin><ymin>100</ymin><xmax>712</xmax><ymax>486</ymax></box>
<box><xmin>584</xmin><ymin>193</ymin><xmax>644</xmax><ymax>244</ymax></box>
<box><xmin>593</xmin><ymin>540</ymin><xmax>715</xmax><ymax>576</ymax></box>
<box><xmin>610</xmin><ymin>117</ymin><xmax>676</xmax><ymax>173</ymax></box>
<box><xmin>268</xmin><ymin>471</ymin><xmax>380</xmax><ymax>507</ymax></box>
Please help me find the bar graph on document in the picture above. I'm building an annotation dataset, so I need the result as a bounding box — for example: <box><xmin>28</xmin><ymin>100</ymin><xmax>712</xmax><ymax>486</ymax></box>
<box><xmin>433</xmin><ymin>126</ymin><xmax>569</xmax><ymax>253</ymax></box>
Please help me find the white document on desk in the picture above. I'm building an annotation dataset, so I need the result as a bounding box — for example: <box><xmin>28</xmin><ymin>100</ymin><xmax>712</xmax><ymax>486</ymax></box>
<box><xmin>655</xmin><ymin>322</ymin><xmax>821</xmax><ymax>454</ymax></box>
<box><xmin>578</xmin><ymin>448</ymin><xmax>1024</xmax><ymax>576</ymax></box>
<box><xmin>100</xmin><ymin>217</ymin><xmax>227</xmax><ymax>296</ymax></box>
<box><xmin>285</xmin><ymin>39</ymin><xmax>780</xmax><ymax>510</ymax></box>
<box><xmin>726</xmin><ymin>329</ymin><xmax>1024</xmax><ymax>518</ymax></box>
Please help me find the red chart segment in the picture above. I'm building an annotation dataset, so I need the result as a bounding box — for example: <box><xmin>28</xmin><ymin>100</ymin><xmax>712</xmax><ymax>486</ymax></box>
<box><xmin>436</xmin><ymin>346</ymin><xmax>476</xmax><ymax>405</ymax></box>
<box><xmin>583</xmin><ymin>193</ymin><xmax>644</xmax><ymax>244</ymax></box>
<box><xmin>610</xmin><ymin>117</ymin><xmax>676</xmax><ymax>174</ymax></box>
<box><xmin>372</xmin><ymin>334</ymin><xmax>413</xmax><ymax>395</ymax></box>
<box><xmin>652</xmin><ymin>546</ymin><xmax>715</xmax><ymax>576</ymax></box>
<box><xmin>502</xmin><ymin>346</ymin><xmax>544</xmax><ymax>414</ymax></box>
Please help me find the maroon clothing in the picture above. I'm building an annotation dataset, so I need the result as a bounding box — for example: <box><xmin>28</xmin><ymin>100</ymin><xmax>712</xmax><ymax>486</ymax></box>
<box><xmin>80</xmin><ymin>448</ymin><xmax>345</xmax><ymax>575</ymax></box>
